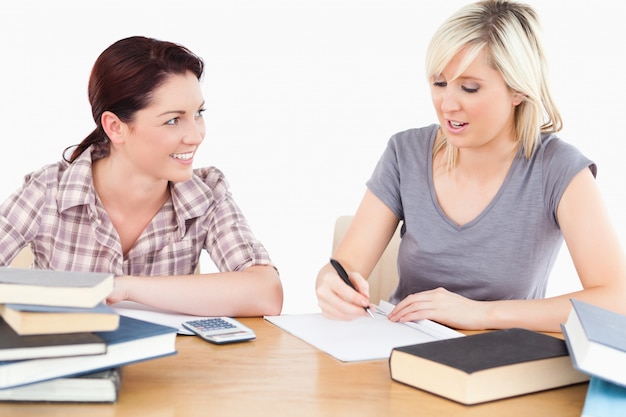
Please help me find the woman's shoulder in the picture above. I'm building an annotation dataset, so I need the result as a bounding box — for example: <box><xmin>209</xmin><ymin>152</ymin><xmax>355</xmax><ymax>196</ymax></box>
<box><xmin>534</xmin><ymin>133</ymin><xmax>597</xmax><ymax>177</ymax></box>
<box><xmin>183</xmin><ymin>166</ymin><xmax>231</xmax><ymax>201</ymax></box>
<box><xmin>538</xmin><ymin>133</ymin><xmax>592</xmax><ymax>162</ymax></box>
<box><xmin>382</xmin><ymin>124</ymin><xmax>439</xmax><ymax>160</ymax></box>
<box><xmin>22</xmin><ymin>159</ymin><xmax>70</xmax><ymax>188</ymax></box>
<box><xmin>170</xmin><ymin>167</ymin><xmax>231</xmax><ymax>213</ymax></box>
<box><xmin>192</xmin><ymin>166</ymin><xmax>228</xmax><ymax>188</ymax></box>
<box><xmin>390</xmin><ymin>124</ymin><xmax>439</xmax><ymax>142</ymax></box>
<box><xmin>537</xmin><ymin>133</ymin><xmax>584</xmax><ymax>156</ymax></box>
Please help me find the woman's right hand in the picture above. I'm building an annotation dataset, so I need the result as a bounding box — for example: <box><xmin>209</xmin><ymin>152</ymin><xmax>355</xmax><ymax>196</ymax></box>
<box><xmin>315</xmin><ymin>262</ymin><xmax>373</xmax><ymax>320</ymax></box>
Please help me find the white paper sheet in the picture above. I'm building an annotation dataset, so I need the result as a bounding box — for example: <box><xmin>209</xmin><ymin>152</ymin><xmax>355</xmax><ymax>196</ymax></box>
<box><xmin>111</xmin><ymin>301</ymin><xmax>201</xmax><ymax>335</ymax></box>
<box><xmin>264</xmin><ymin>300</ymin><xmax>463</xmax><ymax>362</ymax></box>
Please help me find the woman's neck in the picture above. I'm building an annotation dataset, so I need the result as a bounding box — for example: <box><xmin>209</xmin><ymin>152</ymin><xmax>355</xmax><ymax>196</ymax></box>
<box><xmin>91</xmin><ymin>155</ymin><xmax>170</xmax><ymax>214</ymax></box>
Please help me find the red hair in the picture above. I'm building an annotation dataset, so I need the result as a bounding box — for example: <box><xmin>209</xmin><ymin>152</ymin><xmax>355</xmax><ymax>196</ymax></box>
<box><xmin>66</xmin><ymin>36</ymin><xmax>204</xmax><ymax>162</ymax></box>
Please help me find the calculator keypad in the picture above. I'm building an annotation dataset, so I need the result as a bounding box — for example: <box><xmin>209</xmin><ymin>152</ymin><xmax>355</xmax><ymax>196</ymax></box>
<box><xmin>183</xmin><ymin>317</ymin><xmax>256</xmax><ymax>344</ymax></box>
<box><xmin>189</xmin><ymin>318</ymin><xmax>237</xmax><ymax>332</ymax></box>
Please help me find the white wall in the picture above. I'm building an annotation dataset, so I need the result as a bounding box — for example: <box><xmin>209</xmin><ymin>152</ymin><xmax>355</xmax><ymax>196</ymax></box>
<box><xmin>1</xmin><ymin>0</ymin><xmax>624</xmax><ymax>314</ymax></box>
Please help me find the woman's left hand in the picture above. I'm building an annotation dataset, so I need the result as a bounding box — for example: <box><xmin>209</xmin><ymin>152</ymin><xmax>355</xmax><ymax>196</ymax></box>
<box><xmin>387</xmin><ymin>287</ymin><xmax>488</xmax><ymax>330</ymax></box>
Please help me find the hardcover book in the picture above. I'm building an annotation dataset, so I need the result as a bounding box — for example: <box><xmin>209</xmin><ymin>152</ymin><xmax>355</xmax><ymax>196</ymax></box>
<box><xmin>0</xmin><ymin>267</ymin><xmax>113</xmax><ymax>308</ymax></box>
<box><xmin>0</xmin><ymin>315</ymin><xmax>177</xmax><ymax>389</ymax></box>
<box><xmin>561</xmin><ymin>298</ymin><xmax>626</xmax><ymax>387</ymax></box>
<box><xmin>581</xmin><ymin>377</ymin><xmax>626</xmax><ymax>417</ymax></box>
<box><xmin>0</xmin><ymin>316</ymin><xmax>106</xmax><ymax>361</ymax></box>
<box><xmin>0</xmin><ymin>368</ymin><xmax>122</xmax><ymax>403</ymax></box>
<box><xmin>0</xmin><ymin>302</ymin><xmax>119</xmax><ymax>335</ymax></box>
<box><xmin>389</xmin><ymin>328</ymin><xmax>589</xmax><ymax>405</ymax></box>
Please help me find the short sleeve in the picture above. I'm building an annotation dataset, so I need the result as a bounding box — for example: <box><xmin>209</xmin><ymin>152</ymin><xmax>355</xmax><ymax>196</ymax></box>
<box><xmin>541</xmin><ymin>136</ymin><xmax>596</xmax><ymax>224</ymax></box>
<box><xmin>366</xmin><ymin>126</ymin><xmax>438</xmax><ymax>221</ymax></box>
<box><xmin>196</xmin><ymin>167</ymin><xmax>275</xmax><ymax>272</ymax></box>
<box><xmin>0</xmin><ymin>168</ymin><xmax>51</xmax><ymax>265</ymax></box>
<box><xmin>366</xmin><ymin>135</ymin><xmax>404</xmax><ymax>220</ymax></box>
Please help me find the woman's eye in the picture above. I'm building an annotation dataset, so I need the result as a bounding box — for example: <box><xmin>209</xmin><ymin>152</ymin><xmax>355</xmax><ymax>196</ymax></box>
<box><xmin>165</xmin><ymin>118</ymin><xmax>179</xmax><ymax>126</ymax></box>
<box><xmin>433</xmin><ymin>81</ymin><xmax>447</xmax><ymax>88</ymax></box>
<box><xmin>195</xmin><ymin>108</ymin><xmax>206</xmax><ymax>118</ymax></box>
<box><xmin>462</xmin><ymin>85</ymin><xmax>479</xmax><ymax>93</ymax></box>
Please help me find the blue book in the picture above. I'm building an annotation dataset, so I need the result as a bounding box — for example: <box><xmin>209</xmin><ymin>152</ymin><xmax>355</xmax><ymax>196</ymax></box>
<box><xmin>582</xmin><ymin>377</ymin><xmax>626</xmax><ymax>417</ymax></box>
<box><xmin>0</xmin><ymin>315</ymin><xmax>177</xmax><ymax>389</ymax></box>
<box><xmin>561</xmin><ymin>299</ymin><xmax>626</xmax><ymax>387</ymax></box>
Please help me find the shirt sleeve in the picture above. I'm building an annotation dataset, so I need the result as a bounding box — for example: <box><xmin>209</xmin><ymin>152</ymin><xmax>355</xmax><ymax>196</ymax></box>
<box><xmin>0</xmin><ymin>171</ymin><xmax>47</xmax><ymax>265</ymax></box>
<box><xmin>366</xmin><ymin>134</ymin><xmax>404</xmax><ymax>220</ymax></box>
<box><xmin>198</xmin><ymin>168</ymin><xmax>275</xmax><ymax>273</ymax></box>
<box><xmin>541</xmin><ymin>136</ymin><xmax>596</xmax><ymax>225</ymax></box>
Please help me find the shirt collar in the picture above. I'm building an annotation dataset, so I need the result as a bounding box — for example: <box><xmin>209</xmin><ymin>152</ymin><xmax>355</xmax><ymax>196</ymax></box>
<box><xmin>170</xmin><ymin>174</ymin><xmax>212</xmax><ymax>228</ymax></box>
<box><xmin>57</xmin><ymin>145</ymin><xmax>212</xmax><ymax>224</ymax></box>
<box><xmin>57</xmin><ymin>145</ymin><xmax>100</xmax><ymax>212</ymax></box>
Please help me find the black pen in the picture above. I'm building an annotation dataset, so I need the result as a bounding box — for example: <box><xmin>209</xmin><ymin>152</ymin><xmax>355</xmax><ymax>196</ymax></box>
<box><xmin>329</xmin><ymin>258</ymin><xmax>375</xmax><ymax>318</ymax></box>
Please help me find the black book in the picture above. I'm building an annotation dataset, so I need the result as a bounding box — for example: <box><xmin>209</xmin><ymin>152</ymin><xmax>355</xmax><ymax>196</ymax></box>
<box><xmin>389</xmin><ymin>328</ymin><xmax>589</xmax><ymax>405</ymax></box>
<box><xmin>0</xmin><ymin>315</ymin><xmax>177</xmax><ymax>389</ymax></box>
<box><xmin>0</xmin><ymin>316</ymin><xmax>106</xmax><ymax>361</ymax></box>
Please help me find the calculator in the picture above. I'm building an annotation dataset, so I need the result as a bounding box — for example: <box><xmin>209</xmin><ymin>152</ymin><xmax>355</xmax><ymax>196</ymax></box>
<box><xmin>182</xmin><ymin>317</ymin><xmax>256</xmax><ymax>344</ymax></box>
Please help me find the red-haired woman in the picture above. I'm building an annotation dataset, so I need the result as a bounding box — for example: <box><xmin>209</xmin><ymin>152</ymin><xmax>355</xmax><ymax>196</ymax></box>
<box><xmin>0</xmin><ymin>36</ymin><xmax>283</xmax><ymax>317</ymax></box>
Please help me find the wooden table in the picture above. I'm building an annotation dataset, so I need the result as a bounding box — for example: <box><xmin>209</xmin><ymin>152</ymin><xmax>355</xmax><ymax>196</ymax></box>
<box><xmin>0</xmin><ymin>318</ymin><xmax>588</xmax><ymax>416</ymax></box>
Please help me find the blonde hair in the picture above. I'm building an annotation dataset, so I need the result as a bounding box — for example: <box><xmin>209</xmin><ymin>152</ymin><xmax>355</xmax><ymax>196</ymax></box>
<box><xmin>426</xmin><ymin>0</ymin><xmax>562</xmax><ymax>168</ymax></box>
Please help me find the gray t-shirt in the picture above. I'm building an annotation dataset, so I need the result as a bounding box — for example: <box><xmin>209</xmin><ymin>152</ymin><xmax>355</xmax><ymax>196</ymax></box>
<box><xmin>366</xmin><ymin>124</ymin><xmax>596</xmax><ymax>304</ymax></box>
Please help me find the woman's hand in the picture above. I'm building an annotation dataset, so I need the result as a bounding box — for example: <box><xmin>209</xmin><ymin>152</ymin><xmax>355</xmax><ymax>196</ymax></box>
<box><xmin>315</xmin><ymin>263</ymin><xmax>373</xmax><ymax>320</ymax></box>
<box><xmin>105</xmin><ymin>276</ymin><xmax>130</xmax><ymax>305</ymax></box>
<box><xmin>387</xmin><ymin>287</ymin><xmax>488</xmax><ymax>330</ymax></box>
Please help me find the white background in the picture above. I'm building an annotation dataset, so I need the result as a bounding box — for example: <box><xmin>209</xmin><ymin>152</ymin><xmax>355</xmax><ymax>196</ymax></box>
<box><xmin>1</xmin><ymin>1</ymin><xmax>624</xmax><ymax>314</ymax></box>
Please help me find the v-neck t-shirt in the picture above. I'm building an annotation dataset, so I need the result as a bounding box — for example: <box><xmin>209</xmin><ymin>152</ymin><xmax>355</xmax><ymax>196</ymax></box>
<box><xmin>366</xmin><ymin>124</ymin><xmax>595</xmax><ymax>304</ymax></box>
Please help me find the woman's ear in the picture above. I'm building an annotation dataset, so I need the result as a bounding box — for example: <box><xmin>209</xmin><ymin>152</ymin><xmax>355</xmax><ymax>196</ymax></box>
<box><xmin>101</xmin><ymin>111</ymin><xmax>126</xmax><ymax>144</ymax></box>
<box><xmin>512</xmin><ymin>92</ymin><xmax>525</xmax><ymax>106</ymax></box>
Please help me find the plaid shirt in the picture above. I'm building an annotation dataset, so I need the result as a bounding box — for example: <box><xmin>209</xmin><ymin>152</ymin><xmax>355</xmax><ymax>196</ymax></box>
<box><xmin>0</xmin><ymin>145</ymin><xmax>273</xmax><ymax>276</ymax></box>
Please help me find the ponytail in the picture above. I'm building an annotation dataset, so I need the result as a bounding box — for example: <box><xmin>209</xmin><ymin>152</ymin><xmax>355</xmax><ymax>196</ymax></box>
<box><xmin>63</xmin><ymin>128</ymin><xmax>107</xmax><ymax>163</ymax></box>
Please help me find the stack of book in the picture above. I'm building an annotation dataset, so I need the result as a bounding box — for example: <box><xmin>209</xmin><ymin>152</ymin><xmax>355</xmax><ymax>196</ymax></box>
<box><xmin>561</xmin><ymin>299</ymin><xmax>626</xmax><ymax>417</ymax></box>
<box><xmin>0</xmin><ymin>267</ymin><xmax>178</xmax><ymax>403</ymax></box>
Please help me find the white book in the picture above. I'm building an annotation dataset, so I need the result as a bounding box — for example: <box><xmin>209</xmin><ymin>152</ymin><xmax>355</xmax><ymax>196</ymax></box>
<box><xmin>0</xmin><ymin>267</ymin><xmax>113</xmax><ymax>308</ymax></box>
<box><xmin>0</xmin><ymin>368</ymin><xmax>122</xmax><ymax>403</ymax></box>
<box><xmin>562</xmin><ymin>299</ymin><xmax>626</xmax><ymax>387</ymax></box>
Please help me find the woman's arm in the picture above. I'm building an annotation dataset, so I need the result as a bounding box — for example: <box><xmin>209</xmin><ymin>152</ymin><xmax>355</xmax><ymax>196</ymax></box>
<box><xmin>315</xmin><ymin>190</ymin><xmax>399</xmax><ymax>320</ymax></box>
<box><xmin>107</xmin><ymin>264</ymin><xmax>283</xmax><ymax>317</ymax></box>
<box><xmin>486</xmin><ymin>166</ymin><xmax>626</xmax><ymax>330</ymax></box>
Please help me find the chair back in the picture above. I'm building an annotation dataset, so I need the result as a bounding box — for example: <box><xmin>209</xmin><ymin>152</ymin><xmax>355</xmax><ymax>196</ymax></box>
<box><xmin>332</xmin><ymin>215</ymin><xmax>400</xmax><ymax>303</ymax></box>
<box><xmin>10</xmin><ymin>247</ymin><xmax>34</xmax><ymax>269</ymax></box>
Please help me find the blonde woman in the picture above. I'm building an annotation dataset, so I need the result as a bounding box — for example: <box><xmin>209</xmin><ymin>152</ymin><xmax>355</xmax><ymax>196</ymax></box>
<box><xmin>316</xmin><ymin>0</ymin><xmax>626</xmax><ymax>332</ymax></box>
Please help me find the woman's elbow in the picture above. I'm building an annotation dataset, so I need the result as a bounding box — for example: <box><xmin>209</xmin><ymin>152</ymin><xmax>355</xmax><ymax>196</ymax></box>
<box><xmin>262</xmin><ymin>272</ymin><xmax>284</xmax><ymax>315</ymax></box>
<box><xmin>250</xmin><ymin>265</ymin><xmax>284</xmax><ymax>316</ymax></box>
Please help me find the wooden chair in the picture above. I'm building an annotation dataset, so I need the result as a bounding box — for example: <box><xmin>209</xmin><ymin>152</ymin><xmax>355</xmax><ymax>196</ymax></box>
<box><xmin>332</xmin><ymin>215</ymin><xmax>401</xmax><ymax>303</ymax></box>
<box><xmin>10</xmin><ymin>247</ymin><xmax>34</xmax><ymax>269</ymax></box>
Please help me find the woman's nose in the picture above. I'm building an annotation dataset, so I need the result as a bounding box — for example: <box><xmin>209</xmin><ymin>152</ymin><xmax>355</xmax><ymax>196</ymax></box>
<box><xmin>185</xmin><ymin>119</ymin><xmax>205</xmax><ymax>144</ymax></box>
<box><xmin>440</xmin><ymin>90</ymin><xmax>461</xmax><ymax>113</ymax></box>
